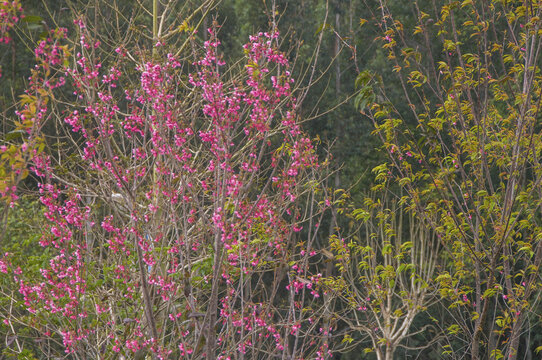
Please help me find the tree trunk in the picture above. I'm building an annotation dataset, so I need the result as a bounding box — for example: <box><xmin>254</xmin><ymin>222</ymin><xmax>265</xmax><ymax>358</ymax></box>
<box><xmin>506</xmin><ymin>313</ymin><xmax>523</xmax><ymax>360</ymax></box>
<box><xmin>205</xmin><ymin>232</ymin><xmax>223</xmax><ymax>360</ymax></box>
<box><xmin>385</xmin><ymin>344</ymin><xmax>395</xmax><ymax>360</ymax></box>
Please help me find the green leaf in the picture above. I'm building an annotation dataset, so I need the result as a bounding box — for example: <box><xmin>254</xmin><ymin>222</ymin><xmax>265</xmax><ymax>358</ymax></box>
<box><xmin>5</xmin><ymin>130</ymin><xmax>25</xmax><ymax>141</ymax></box>
<box><xmin>447</xmin><ymin>324</ymin><xmax>460</xmax><ymax>334</ymax></box>
<box><xmin>315</xmin><ymin>23</ymin><xmax>331</xmax><ymax>35</ymax></box>
<box><xmin>354</xmin><ymin>86</ymin><xmax>375</xmax><ymax>111</ymax></box>
<box><xmin>22</xmin><ymin>15</ymin><xmax>43</xmax><ymax>24</ymax></box>
<box><xmin>355</xmin><ymin>70</ymin><xmax>373</xmax><ymax>89</ymax></box>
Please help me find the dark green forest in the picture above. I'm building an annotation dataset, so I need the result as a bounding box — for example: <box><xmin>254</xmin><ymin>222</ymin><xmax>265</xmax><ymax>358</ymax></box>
<box><xmin>1</xmin><ymin>0</ymin><xmax>542</xmax><ymax>359</ymax></box>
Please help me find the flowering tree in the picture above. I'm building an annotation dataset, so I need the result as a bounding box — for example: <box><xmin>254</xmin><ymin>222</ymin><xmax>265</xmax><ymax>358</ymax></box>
<box><xmin>0</xmin><ymin>2</ymin><xmax>337</xmax><ymax>359</ymax></box>
<box><xmin>0</xmin><ymin>0</ymin><xmax>22</xmax><ymax>75</ymax></box>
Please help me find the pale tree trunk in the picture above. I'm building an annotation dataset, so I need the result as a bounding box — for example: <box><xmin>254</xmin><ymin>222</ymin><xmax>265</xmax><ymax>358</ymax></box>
<box><xmin>320</xmin><ymin>11</ymin><xmax>342</xmax><ymax>358</ymax></box>
<box><xmin>205</xmin><ymin>232</ymin><xmax>223</xmax><ymax>360</ymax></box>
<box><xmin>385</xmin><ymin>344</ymin><xmax>396</xmax><ymax>360</ymax></box>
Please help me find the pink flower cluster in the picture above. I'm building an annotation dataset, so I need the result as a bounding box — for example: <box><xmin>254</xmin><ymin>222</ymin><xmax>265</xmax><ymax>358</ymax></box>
<box><xmin>0</xmin><ymin>0</ymin><xmax>22</xmax><ymax>46</ymax></box>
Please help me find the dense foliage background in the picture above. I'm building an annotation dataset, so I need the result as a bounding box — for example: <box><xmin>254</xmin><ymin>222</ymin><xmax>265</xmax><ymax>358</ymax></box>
<box><xmin>1</xmin><ymin>0</ymin><xmax>542</xmax><ymax>359</ymax></box>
